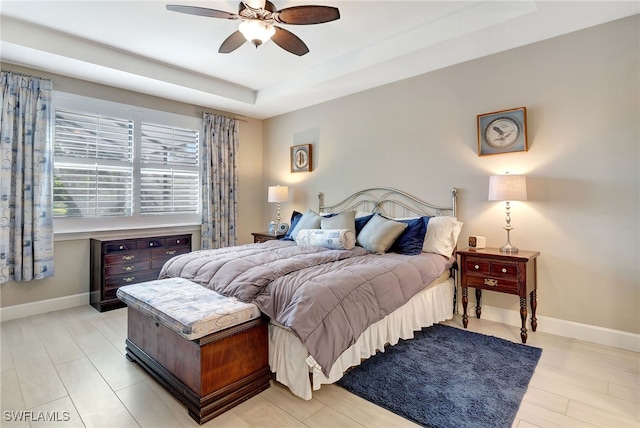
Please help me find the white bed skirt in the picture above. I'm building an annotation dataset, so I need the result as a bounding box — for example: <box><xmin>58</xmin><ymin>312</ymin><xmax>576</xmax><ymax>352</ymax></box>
<box><xmin>268</xmin><ymin>275</ymin><xmax>454</xmax><ymax>400</ymax></box>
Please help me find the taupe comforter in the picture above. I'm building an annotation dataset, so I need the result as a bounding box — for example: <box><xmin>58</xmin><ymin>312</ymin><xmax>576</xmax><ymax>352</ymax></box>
<box><xmin>159</xmin><ymin>240</ymin><xmax>452</xmax><ymax>375</ymax></box>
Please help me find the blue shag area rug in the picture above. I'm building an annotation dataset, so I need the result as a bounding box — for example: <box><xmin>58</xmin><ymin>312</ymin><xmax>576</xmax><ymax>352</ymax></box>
<box><xmin>336</xmin><ymin>324</ymin><xmax>542</xmax><ymax>428</ymax></box>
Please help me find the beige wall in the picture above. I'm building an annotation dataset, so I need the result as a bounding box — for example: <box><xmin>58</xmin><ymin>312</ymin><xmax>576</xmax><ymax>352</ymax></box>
<box><xmin>263</xmin><ymin>16</ymin><xmax>640</xmax><ymax>334</ymax></box>
<box><xmin>0</xmin><ymin>64</ymin><xmax>265</xmax><ymax>308</ymax></box>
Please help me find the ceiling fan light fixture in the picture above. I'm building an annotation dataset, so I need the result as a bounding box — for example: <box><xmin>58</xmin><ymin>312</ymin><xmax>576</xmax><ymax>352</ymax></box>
<box><xmin>238</xmin><ymin>20</ymin><xmax>276</xmax><ymax>47</ymax></box>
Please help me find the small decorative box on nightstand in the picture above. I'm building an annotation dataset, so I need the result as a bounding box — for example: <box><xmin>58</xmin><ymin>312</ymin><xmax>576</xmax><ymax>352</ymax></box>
<box><xmin>251</xmin><ymin>232</ymin><xmax>285</xmax><ymax>243</ymax></box>
<box><xmin>457</xmin><ymin>247</ymin><xmax>540</xmax><ymax>343</ymax></box>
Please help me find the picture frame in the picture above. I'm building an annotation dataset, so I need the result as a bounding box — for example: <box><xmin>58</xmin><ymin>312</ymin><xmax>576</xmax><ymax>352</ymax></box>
<box><xmin>291</xmin><ymin>144</ymin><xmax>312</xmax><ymax>172</ymax></box>
<box><xmin>477</xmin><ymin>107</ymin><xmax>528</xmax><ymax>156</ymax></box>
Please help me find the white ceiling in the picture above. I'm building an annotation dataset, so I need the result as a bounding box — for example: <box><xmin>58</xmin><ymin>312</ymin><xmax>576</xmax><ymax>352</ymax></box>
<box><xmin>1</xmin><ymin>1</ymin><xmax>638</xmax><ymax>119</ymax></box>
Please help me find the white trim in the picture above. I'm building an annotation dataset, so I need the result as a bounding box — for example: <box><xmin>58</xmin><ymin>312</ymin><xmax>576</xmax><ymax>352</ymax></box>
<box><xmin>477</xmin><ymin>304</ymin><xmax>640</xmax><ymax>353</ymax></box>
<box><xmin>0</xmin><ymin>293</ymin><xmax>89</xmax><ymax>322</ymax></box>
<box><xmin>2</xmin><ymin>296</ymin><xmax>637</xmax><ymax>353</ymax></box>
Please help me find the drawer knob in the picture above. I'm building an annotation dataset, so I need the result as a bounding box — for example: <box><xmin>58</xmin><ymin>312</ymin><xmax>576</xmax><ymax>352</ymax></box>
<box><xmin>122</xmin><ymin>255</ymin><xmax>134</xmax><ymax>261</ymax></box>
<box><xmin>176</xmin><ymin>240</ymin><xmax>181</xmax><ymax>244</ymax></box>
<box><xmin>119</xmin><ymin>245</ymin><xmax>124</xmax><ymax>250</ymax></box>
<box><xmin>149</xmin><ymin>243</ymin><xmax>154</xmax><ymax>247</ymax></box>
<box><xmin>474</xmin><ymin>265</ymin><xmax>480</xmax><ymax>270</ymax></box>
<box><xmin>166</xmin><ymin>250</ymin><xmax>176</xmax><ymax>255</ymax></box>
<box><xmin>123</xmin><ymin>266</ymin><xmax>134</xmax><ymax>271</ymax></box>
<box><xmin>502</xmin><ymin>268</ymin><xmax>507</xmax><ymax>273</ymax></box>
<box><xmin>123</xmin><ymin>277</ymin><xmax>134</xmax><ymax>283</ymax></box>
<box><xmin>484</xmin><ymin>278</ymin><xmax>498</xmax><ymax>287</ymax></box>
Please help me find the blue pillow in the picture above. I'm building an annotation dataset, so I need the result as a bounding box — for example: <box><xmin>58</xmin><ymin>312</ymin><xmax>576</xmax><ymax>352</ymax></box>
<box><xmin>388</xmin><ymin>216</ymin><xmax>430</xmax><ymax>255</ymax></box>
<box><xmin>282</xmin><ymin>211</ymin><xmax>303</xmax><ymax>240</ymax></box>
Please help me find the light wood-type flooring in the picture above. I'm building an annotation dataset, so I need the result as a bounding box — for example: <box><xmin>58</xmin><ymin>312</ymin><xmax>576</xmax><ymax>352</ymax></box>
<box><xmin>1</xmin><ymin>305</ymin><xmax>638</xmax><ymax>427</ymax></box>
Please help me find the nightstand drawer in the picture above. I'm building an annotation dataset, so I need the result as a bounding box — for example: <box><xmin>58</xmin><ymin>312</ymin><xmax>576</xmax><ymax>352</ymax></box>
<box><xmin>466</xmin><ymin>275</ymin><xmax>519</xmax><ymax>294</ymax></box>
<box><xmin>464</xmin><ymin>260</ymin><xmax>490</xmax><ymax>274</ymax></box>
<box><xmin>490</xmin><ymin>262</ymin><xmax>518</xmax><ymax>277</ymax></box>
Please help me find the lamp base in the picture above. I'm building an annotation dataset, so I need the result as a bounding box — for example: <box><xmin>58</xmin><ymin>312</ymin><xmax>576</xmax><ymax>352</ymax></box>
<box><xmin>501</xmin><ymin>223</ymin><xmax>518</xmax><ymax>253</ymax></box>
<box><xmin>500</xmin><ymin>244</ymin><xmax>519</xmax><ymax>254</ymax></box>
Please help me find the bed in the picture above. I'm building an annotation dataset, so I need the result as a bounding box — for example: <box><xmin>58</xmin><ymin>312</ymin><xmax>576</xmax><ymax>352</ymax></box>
<box><xmin>159</xmin><ymin>187</ymin><xmax>461</xmax><ymax>400</ymax></box>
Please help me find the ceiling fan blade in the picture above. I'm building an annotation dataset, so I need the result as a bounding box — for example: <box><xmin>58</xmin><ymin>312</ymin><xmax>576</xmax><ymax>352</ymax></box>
<box><xmin>275</xmin><ymin>6</ymin><xmax>340</xmax><ymax>25</ymax></box>
<box><xmin>271</xmin><ymin>26</ymin><xmax>309</xmax><ymax>56</ymax></box>
<box><xmin>219</xmin><ymin>31</ymin><xmax>247</xmax><ymax>53</ymax></box>
<box><xmin>166</xmin><ymin>5</ymin><xmax>238</xmax><ymax>20</ymax></box>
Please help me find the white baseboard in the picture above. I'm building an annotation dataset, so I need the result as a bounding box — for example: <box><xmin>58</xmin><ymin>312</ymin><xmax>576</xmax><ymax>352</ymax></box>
<box><xmin>0</xmin><ymin>293</ymin><xmax>89</xmax><ymax>322</ymax></box>
<box><xmin>478</xmin><ymin>304</ymin><xmax>640</xmax><ymax>353</ymax></box>
<box><xmin>2</xmin><ymin>295</ymin><xmax>638</xmax><ymax>353</ymax></box>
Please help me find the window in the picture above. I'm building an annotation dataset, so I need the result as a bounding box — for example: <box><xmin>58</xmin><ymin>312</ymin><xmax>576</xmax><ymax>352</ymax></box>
<box><xmin>52</xmin><ymin>92</ymin><xmax>201</xmax><ymax>233</ymax></box>
<box><xmin>54</xmin><ymin>109</ymin><xmax>134</xmax><ymax>217</ymax></box>
<box><xmin>139</xmin><ymin>123</ymin><xmax>199</xmax><ymax>214</ymax></box>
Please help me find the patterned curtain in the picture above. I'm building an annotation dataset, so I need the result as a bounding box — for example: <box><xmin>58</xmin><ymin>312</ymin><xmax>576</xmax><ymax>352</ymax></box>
<box><xmin>0</xmin><ymin>71</ymin><xmax>54</xmax><ymax>284</ymax></box>
<box><xmin>201</xmin><ymin>113</ymin><xmax>239</xmax><ymax>249</ymax></box>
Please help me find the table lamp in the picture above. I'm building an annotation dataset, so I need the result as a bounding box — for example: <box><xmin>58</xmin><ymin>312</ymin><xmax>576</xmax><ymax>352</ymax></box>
<box><xmin>268</xmin><ymin>185</ymin><xmax>289</xmax><ymax>224</ymax></box>
<box><xmin>488</xmin><ymin>174</ymin><xmax>527</xmax><ymax>253</ymax></box>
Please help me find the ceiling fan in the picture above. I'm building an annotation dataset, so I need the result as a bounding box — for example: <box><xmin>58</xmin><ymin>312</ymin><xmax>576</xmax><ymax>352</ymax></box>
<box><xmin>166</xmin><ymin>0</ymin><xmax>340</xmax><ymax>56</ymax></box>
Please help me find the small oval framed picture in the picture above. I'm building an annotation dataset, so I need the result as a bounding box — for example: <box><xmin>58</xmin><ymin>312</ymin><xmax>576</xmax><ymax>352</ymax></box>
<box><xmin>477</xmin><ymin>107</ymin><xmax>528</xmax><ymax>156</ymax></box>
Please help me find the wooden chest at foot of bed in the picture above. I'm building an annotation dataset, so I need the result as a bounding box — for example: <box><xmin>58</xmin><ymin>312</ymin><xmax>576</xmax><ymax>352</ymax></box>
<box><xmin>117</xmin><ymin>278</ymin><xmax>270</xmax><ymax>424</ymax></box>
<box><xmin>125</xmin><ymin>308</ymin><xmax>270</xmax><ymax>424</ymax></box>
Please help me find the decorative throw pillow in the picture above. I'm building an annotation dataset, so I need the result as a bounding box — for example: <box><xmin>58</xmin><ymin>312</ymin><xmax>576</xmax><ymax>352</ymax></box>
<box><xmin>355</xmin><ymin>213</ymin><xmax>374</xmax><ymax>235</ymax></box>
<box><xmin>283</xmin><ymin>211</ymin><xmax>304</xmax><ymax>241</ymax></box>
<box><xmin>321</xmin><ymin>211</ymin><xmax>356</xmax><ymax>235</ymax></box>
<box><xmin>295</xmin><ymin>229</ymin><xmax>356</xmax><ymax>250</ymax></box>
<box><xmin>388</xmin><ymin>216</ymin><xmax>429</xmax><ymax>256</ymax></box>
<box><xmin>356</xmin><ymin>214</ymin><xmax>408</xmax><ymax>254</ymax></box>
<box><xmin>288</xmin><ymin>209</ymin><xmax>322</xmax><ymax>241</ymax></box>
<box><xmin>422</xmin><ymin>216</ymin><xmax>463</xmax><ymax>257</ymax></box>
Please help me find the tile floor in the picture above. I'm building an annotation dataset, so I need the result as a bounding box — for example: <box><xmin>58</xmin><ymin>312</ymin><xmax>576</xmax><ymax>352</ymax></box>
<box><xmin>1</xmin><ymin>305</ymin><xmax>638</xmax><ymax>427</ymax></box>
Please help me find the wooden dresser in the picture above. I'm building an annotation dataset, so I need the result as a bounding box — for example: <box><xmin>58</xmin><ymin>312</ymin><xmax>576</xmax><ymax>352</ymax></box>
<box><xmin>90</xmin><ymin>234</ymin><xmax>192</xmax><ymax>312</ymax></box>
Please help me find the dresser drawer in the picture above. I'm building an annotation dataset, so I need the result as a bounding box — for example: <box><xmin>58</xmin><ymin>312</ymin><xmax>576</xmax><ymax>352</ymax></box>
<box><xmin>137</xmin><ymin>238</ymin><xmax>165</xmax><ymax>249</ymax></box>
<box><xmin>151</xmin><ymin>247</ymin><xmax>190</xmax><ymax>269</ymax></box>
<box><xmin>466</xmin><ymin>275</ymin><xmax>519</xmax><ymax>294</ymax></box>
<box><xmin>105</xmin><ymin>240</ymin><xmax>138</xmax><ymax>253</ymax></box>
<box><xmin>104</xmin><ymin>270</ymin><xmax>160</xmax><ymax>289</ymax></box>
<box><xmin>166</xmin><ymin>236</ymin><xmax>190</xmax><ymax>247</ymax></box>
<box><xmin>104</xmin><ymin>259</ymin><xmax>150</xmax><ymax>276</ymax></box>
<box><xmin>104</xmin><ymin>250</ymin><xmax>149</xmax><ymax>266</ymax></box>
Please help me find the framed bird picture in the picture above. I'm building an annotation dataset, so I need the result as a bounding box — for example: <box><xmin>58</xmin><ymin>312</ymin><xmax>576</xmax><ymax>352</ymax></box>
<box><xmin>291</xmin><ymin>144</ymin><xmax>312</xmax><ymax>172</ymax></box>
<box><xmin>477</xmin><ymin>107</ymin><xmax>528</xmax><ymax>156</ymax></box>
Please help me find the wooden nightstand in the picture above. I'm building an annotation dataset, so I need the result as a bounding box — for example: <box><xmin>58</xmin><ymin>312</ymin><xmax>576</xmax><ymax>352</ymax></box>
<box><xmin>251</xmin><ymin>232</ymin><xmax>285</xmax><ymax>243</ymax></box>
<box><xmin>458</xmin><ymin>247</ymin><xmax>540</xmax><ymax>343</ymax></box>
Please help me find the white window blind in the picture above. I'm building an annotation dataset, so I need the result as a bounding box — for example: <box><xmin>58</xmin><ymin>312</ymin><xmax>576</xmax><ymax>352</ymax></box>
<box><xmin>140</xmin><ymin>123</ymin><xmax>200</xmax><ymax>214</ymax></box>
<box><xmin>51</xmin><ymin>93</ymin><xmax>202</xmax><ymax>233</ymax></box>
<box><xmin>53</xmin><ymin>109</ymin><xmax>134</xmax><ymax>217</ymax></box>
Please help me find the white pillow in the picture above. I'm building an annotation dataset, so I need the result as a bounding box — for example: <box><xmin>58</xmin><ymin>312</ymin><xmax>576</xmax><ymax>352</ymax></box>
<box><xmin>295</xmin><ymin>229</ymin><xmax>356</xmax><ymax>250</ymax></box>
<box><xmin>356</xmin><ymin>214</ymin><xmax>408</xmax><ymax>254</ymax></box>
<box><xmin>422</xmin><ymin>216</ymin><xmax>463</xmax><ymax>257</ymax></box>
<box><xmin>289</xmin><ymin>209</ymin><xmax>322</xmax><ymax>240</ymax></box>
<box><xmin>321</xmin><ymin>211</ymin><xmax>356</xmax><ymax>235</ymax></box>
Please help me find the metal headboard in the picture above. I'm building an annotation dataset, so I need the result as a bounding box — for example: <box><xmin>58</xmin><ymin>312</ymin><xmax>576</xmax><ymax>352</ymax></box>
<box><xmin>318</xmin><ymin>187</ymin><xmax>458</xmax><ymax>218</ymax></box>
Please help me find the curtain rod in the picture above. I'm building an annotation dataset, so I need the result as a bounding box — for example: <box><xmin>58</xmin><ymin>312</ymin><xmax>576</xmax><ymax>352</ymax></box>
<box><xmin>1</xmin><ymin>69</ymin><xmax>60</xmax><ymax>85</ymax></box>
<box><xmin>199</xmin><ymin>110</ymin><xmax>248</xmax><ymax>123</ymax></box>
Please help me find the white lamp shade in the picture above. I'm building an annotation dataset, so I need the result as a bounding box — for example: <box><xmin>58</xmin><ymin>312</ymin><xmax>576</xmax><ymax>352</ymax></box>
<box><xmin>268</xmin><ymin>185</ymin><xmax>289</xmax><ymax>203</ymax></box>
<box><xmin>488</xmin><ymin>175</ymin><xmax>528</xmax><ymax>201</ymax></box>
